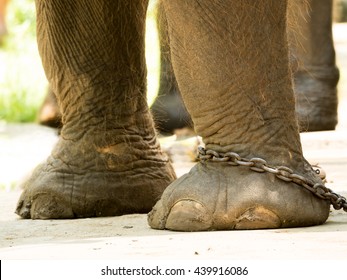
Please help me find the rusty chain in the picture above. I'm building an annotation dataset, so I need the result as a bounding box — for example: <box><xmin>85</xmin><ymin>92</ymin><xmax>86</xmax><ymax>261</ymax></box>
<box><xmin>197</xmin><ymin>146</ymin><xmax>347</xmax><ymax>212</ymax></box>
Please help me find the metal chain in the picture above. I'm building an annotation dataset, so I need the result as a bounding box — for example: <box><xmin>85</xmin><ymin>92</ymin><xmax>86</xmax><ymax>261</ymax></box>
<box><xmin>197</xmin><ymin>146</ymin><xmax>347</xmax><ymax>212</ymax></box>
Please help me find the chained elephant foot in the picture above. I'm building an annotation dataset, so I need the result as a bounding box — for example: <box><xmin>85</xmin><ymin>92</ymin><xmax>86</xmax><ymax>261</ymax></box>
<box><xmin>148</xmin><ymin>161</ymin><xmax>330</xmax><ymax>231</ymax></box>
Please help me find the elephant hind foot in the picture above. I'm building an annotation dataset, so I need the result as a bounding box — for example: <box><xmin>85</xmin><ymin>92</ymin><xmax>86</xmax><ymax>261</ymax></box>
<box><xmin>295</xmin><ymin>69</ymin><xmax>339</xmax><ymax>132</ymax></box>
<box><xmin>148</xmin><ymin>163</ymin><xmax>330</xmax><ymax>231</ymax></box>
<box><xmin>16</xmin><ymin>136</ymin><xmax>176</xmax><ymax>219</ymax></box>
<box><xmin>38</xmin><ymin>87</ymin><xmax>62</xmax><ymax>129</ymax></box>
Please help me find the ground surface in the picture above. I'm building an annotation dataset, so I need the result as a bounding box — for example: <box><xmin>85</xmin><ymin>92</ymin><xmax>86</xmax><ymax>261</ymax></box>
<box><xmin>0</xmin><ymin>24</ymin><xmax>346</xmax><ymax>260</ymax></box>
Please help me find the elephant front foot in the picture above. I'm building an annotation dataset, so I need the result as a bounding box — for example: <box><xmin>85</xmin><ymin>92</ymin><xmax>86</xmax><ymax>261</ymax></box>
<box><xmin>148</xmin><ymin>161</ymin><xmax>330</xmax><ymax>231</ymax></box>
<box><xmin>16</xmin><ymin>135</ymin><xmax>176</xmax><ymax>219</ymax></box>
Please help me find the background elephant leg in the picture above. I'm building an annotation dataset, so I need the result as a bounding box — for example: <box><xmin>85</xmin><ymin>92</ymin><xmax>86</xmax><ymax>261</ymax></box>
<box><xmin>38</xmin><ymin>86</ymin><xmax>62</xmax><ymax>129</ymax></box>
<box><xmin>16</xmin><ymin>0</ymin><xmax>176</xmax><ymax>219</ymax></box>
<box><xmin>150</xmin><ymin>1</ymin><xmax>193</xmax><ymax>135</ymax></box>
<box><xmin>288</xmin><ymin>0</ymin><xmax>339</xmax><ymax>131</ymax></box>
<box><xmin>149</xmin><ymin>0</ymin><xmax>329</xmax><ymax>231</ymax></box>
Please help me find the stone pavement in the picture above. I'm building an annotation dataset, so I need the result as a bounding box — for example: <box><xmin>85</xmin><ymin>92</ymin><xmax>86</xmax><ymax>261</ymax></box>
<box><xmin>0</xmin><ymin>24</ymin><xmax>347</xmax><ymax>260</ymax></box>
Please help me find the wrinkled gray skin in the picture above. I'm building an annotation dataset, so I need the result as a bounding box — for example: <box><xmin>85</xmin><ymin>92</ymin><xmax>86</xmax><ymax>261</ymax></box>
<box><xmin>151</xmin><ymin>0</ymin><xmax>339</xmax><ymax>134</ymax></box>
<box><xmin>39</xmin><ymin>0</ymin><xmax>339</xmax><ymax>134</ymax></box>
<box><xmin>17</xmin><ymin>0</ymin><xmax>330</xmax><ymax>231</ymax></box>
<box><xmin>289</xmin><ymin>0</ymin><xmax>339</xmax><ymax>131</ymax></box>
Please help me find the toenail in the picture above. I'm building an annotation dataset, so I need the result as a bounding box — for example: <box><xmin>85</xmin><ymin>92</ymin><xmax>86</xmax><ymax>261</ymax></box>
<box><xmin>165</xmin><ymin>200</ymin><xmax>212</xmax><ymax>231</ymax></box>
<box><xmin>235</xmin><ymin>206</ymin><xmax>281</xmax><ymax>230</ymax></box>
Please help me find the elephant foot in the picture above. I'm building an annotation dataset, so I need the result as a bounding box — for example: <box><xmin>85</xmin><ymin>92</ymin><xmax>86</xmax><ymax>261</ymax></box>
<box><xmin>295</xmin><ymin>69</ymin><xmax>339</xmax><ymax>132</ymax></box>
<box><xmin>151</xmin><ymin>91</ymin><xmax>193</xmax><ymax>136</ymax></box>
<box><xmin>38</xmin><ymin>87</ymin><xmax>62</xmax><ymax>129</ymax></box>
<box><xmin>148</xmin><ymin>161</ymin><xmax>330</xmax><ymax>231</ymax></box>
<box><xmin>16</xmin><ymin>134</ymin><xmax>176</xmax><ymax>219</ymax></box>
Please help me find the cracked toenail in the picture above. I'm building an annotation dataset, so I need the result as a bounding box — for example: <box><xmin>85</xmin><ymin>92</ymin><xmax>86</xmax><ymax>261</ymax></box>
<box><xmin>166</xmin><ymin>200</ymin><xmax>212</xmax><ymax>231</ymax></box>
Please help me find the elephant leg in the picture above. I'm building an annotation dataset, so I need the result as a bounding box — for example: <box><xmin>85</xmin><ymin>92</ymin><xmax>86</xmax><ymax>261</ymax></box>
<box><xmin>288</xmin><ymin>0</ymin><xmax>339</xmax><ymax>131</ymax></box>
<box><xmin>148</xmin><ymin>0</ymin><xmax>330</xmax><ymax>231</ymax></box>
<box><xmin>150</xmin><ymin>1</ymin><xmax>193</xmax><ymax>135</ymax></box>
<box><xmin>16</xmin><ymin>0</ymin><xmax>176</xmax><ymax>219</ymax></box>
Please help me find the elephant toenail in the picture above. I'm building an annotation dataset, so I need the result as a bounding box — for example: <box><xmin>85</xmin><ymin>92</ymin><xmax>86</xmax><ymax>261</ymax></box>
<box><xmin>235</xmin><ymin>206</ymin><xmax>281</xmax><ymax>230</ymax></box>
<box><xmin>165</xmin><ymin>200</ymin><xmax>212</xmax><ymax>231</ymax></box>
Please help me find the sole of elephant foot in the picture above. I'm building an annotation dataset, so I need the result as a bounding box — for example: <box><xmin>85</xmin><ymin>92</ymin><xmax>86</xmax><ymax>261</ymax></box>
<box><xmin>16</xmin><ymin>137</ymin><xmax>176</xmax><ymax>219</ymax></box>
<box><xmin>148</xmin><ymin>162</ymin><xmax>330</xmax><ymax>231</ymax></box>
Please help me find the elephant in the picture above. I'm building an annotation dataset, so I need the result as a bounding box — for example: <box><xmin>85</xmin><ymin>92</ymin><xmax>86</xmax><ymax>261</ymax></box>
<box><xmin>15</xmin><ymin>0</ymin><xmax>344</xmax><ymax>231</ymax></box>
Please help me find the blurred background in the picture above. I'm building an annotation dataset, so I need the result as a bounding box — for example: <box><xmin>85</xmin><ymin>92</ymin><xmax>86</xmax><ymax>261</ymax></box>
<box><xmin>0</xmin><ymin>0</ymin><xmax>346</xmax><ymax>191</ymax></box>
<box><xmin>0</xmin><ymin>0</ymin><xmax>46</xmax><ymax>123</ymax></box>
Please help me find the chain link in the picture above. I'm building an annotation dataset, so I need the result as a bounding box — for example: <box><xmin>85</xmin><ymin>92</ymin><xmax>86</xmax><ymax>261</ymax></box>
<box><xmin>197</xmin><ymin>146</ymin><xmax>347</xmax><ymax>212</ymax></box>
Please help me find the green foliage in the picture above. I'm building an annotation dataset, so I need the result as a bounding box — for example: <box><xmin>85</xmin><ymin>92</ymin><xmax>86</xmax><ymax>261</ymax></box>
<box><xmin>3</xmin><ymin>0</ymin><xmax>36</xmax><ymax>51</ymax></box>
<box><xmin>0</xmin><ymin>0</ymin><xmax>47</xmax><ymax>123</ymax></box>
<box><xmin>0</xmin><ymin>88</ymin><xmax>41</xmax><ymax>122</ymax></box>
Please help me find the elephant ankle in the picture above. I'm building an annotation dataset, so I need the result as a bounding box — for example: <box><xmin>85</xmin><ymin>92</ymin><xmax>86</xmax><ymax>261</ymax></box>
<box><xmin>51</xmin><ymin>130</ymin><xmax>171</xmax><ymax>174</ymax></box>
